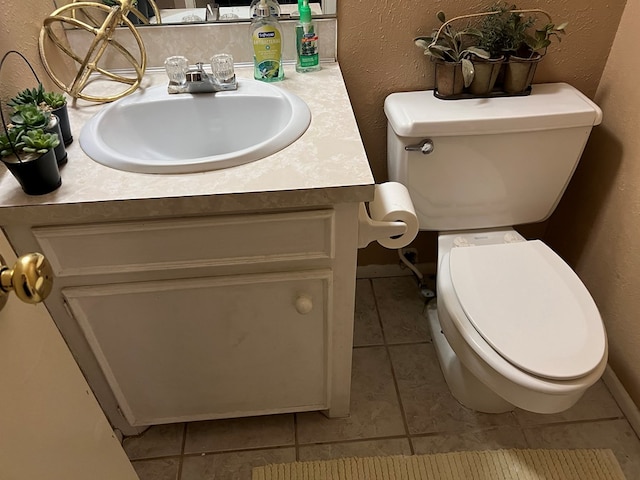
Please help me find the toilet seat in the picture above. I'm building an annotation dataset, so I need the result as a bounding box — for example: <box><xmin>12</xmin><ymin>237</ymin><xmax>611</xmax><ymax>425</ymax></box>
<box><xmin>449</xmin><ymin>240</ymin><xmax>606</xmax><ymax>381</ymax></box>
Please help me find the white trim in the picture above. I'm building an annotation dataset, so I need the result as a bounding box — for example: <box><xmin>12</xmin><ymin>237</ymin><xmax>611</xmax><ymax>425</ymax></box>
<box><xmin>603</xmin><ymin>365</ymin><xmax>640</xmax><ymax>438</ymax></box>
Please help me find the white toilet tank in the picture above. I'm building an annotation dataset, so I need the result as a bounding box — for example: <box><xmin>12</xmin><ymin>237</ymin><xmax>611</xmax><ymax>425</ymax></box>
<box><xmin>384</xmin><ymin>83</ymin><xmax>603</xmax><ymax>231</ymax></box>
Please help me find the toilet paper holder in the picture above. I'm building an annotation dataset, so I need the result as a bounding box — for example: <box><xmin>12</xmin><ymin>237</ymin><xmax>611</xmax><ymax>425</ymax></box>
<box><xmin>358</xmin><ymin>203</ymin><xmax>407</xmax><ymax>248</ymax></box>
<box><xmin>357</xmin><ymin>182</ymin><xmax>419</xmax><ymax>249</ymax></box>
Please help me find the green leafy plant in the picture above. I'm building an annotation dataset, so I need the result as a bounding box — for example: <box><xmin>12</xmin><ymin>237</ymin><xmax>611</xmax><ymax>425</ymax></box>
<box><xmin>478</xmin><ymin>3</ymin><xmax>566</xmax><ymax>59</ymax></box>
<box><xmin>523</xmin><ymin>22</ymin><xmax>567</xmax><ymax>55</ymax></box>
<box><xmin>0</xmin><ymin>125</ymin><xmax>59</xmax><ymax>159</ymax></box>
<box><xmin>42</xmin><ymin>91</ymin><xmax>66</xmax><ymax>109</ymax></box>
<box><xmin>21</xmin><ymin>129</ymin><xmax>60</xmax><ymax>155</ymax></box>
<box><xmin>415</xmin><ymin>11</ymin><xmax>490</xmax><ymax>87</ymax></box>
<box><xmin>10</xmin><ymin>104</ymin><xmax>51</xmax><ymax>131</ymax></box>
<box><xmin>0</xmin><ymin>127</ymin><xmax>25</xmax><ymax>158</ymax></box>
<box><xmin>7</xmin><ymin>83</ymin><xmax>45</xmax><ymax>108</ymax></box>
<box><xmin>478</xmin><ymin>3</ymin><xmax>523</xmax><ymax>57</ymax></box>
<box><xmin>8</xmin><ymin>83</ymin><xmax>66</xmax><ymax>110</ymax></box>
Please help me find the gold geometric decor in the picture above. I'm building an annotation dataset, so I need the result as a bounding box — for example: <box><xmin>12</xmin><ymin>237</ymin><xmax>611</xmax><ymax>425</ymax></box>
<box><xmin>39</xmin><ymin>0</ymin><xmax>159</xmax><ymax>103</ymax></box>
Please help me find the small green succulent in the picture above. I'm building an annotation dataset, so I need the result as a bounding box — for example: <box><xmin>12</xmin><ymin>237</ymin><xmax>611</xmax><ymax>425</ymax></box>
<box><xmin>7</xmin><ymin>84</ymin><xmax>45</xmax><ymax>108</ymax></box>
<box><xmin>10</xmin><ymin>104</ymin><xmax>51</xmax><ymax>131</ymax></box>
<box><xmin>0</xmin><ymin>127</ymin><xmax>59</xmax><ymax>158</ymax></box>
<box><xmin>42</xmin><ymin>91</ymin><xmax>66</xmax><ymax>109</ymax></box>
<box><xmin>8</xmin><ymin>83</ymin><xmax>66</xmax><ymax>110</ymax></box>
<box><xmin>21</xmin><ymin>129</ymin><xmax>60</xmax><ymax>155</ymax></box>
<box><xmin>0</xmin><ymin>127</ymin><xmax>25</xmax><ymax>158</ymax></box>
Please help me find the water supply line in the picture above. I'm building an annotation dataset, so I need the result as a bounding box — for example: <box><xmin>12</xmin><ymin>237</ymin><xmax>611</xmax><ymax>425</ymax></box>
<box><xmin>398</xmin><ymin>248</ymin><xmax>435</xmax><ymax>299</ymax></box>
<box><xmin>398</xmin><ymin>248</ymin><xmax>423</xmax><ymax>282</ymax></box>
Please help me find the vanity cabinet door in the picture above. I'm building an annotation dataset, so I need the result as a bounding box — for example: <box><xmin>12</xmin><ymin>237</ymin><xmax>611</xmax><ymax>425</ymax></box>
<box><xmin>63</xmin><ymin>270</ymin><xmax>331</xmax><ymax>426</ymax></box>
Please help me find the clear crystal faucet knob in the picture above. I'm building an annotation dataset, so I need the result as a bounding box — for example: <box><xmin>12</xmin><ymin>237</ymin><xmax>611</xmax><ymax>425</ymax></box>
<box><xmin>211</xmin><ymin>53</ymin><xmax>235</xmax><ymax>84</ymax></box>
<box><xmin>164</xmin><ymin>55</ymin><xmax>188</xmax><ymax>85</ymax></box>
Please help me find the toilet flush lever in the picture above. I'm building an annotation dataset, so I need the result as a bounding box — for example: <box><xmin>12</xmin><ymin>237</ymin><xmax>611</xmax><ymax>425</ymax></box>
<box><xmin>405</xmin><ymin>139</ymin><xmax>434</xmax><ymax>155</ymax></box>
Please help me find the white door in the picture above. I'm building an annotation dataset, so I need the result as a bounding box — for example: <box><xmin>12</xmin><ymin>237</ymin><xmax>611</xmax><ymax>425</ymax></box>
<box><xmin>0</xmin><ymin>233</ymin><xmax>138</xmax><ymax>480</ymax></box>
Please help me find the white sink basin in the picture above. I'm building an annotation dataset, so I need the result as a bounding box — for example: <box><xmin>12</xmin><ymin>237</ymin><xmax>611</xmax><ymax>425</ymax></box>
<box><xmin>79</xmin><ymin>79</ymin><xmax>311</xmax><ymax>174</ymax></box>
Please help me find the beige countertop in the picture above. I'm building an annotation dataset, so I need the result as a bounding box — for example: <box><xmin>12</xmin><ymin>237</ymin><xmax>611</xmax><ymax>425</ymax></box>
<box><xmin>0</xmin><ymin>63</ymin><xmax>374</xmax><ymax>223</ymax></box>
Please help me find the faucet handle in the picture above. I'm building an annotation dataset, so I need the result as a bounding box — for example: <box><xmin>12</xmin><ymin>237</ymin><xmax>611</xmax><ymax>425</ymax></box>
<box><xmin>211</xmin><ymin>54</ymin><xmax>235</xmax><ymax>84</ymax></box>
<box><xmin>164</xmin><ymin>55</ymin><xmax>188</xmax><ymax>85</ymax></box>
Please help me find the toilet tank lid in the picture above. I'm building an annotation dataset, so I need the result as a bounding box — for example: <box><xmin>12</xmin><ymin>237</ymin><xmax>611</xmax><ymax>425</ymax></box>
<box><xmin>384</xmin><ymin>83</ymin><xmax>603</xmax><ymax>137</ymax></box>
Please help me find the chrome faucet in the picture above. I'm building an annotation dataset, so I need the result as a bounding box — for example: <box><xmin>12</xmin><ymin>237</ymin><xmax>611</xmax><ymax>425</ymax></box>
<box><xmin>205</xmin><ymin>3</ymin><xmax>220</xmax><ymax>21</ymax></box>
<box><xmin>165</xmin><ymin>55</ymin><xmax>237</xmax><ymax>94</ymax></box>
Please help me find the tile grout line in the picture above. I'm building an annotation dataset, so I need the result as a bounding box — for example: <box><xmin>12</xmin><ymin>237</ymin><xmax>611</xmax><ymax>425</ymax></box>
<box><xmin>294</xmin><ymin>413</ymin><xmax>300</xmax><ymax>461</ymax></box>
<box><xmin>176</xmin><ymin>422</ymin><xmax>188</xmax><ymax>480</ymax></box>
<box><xmin>370</xmin><ymin>278</ymin><xmax>416</xmax><ymax>455</ymax></box>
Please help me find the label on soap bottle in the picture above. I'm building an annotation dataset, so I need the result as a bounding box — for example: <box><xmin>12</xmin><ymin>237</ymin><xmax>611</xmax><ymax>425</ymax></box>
<box><xmin>252</xmin><ymin>25</ymin><xmax>284</xmax><ymax>81</ymax></box>
<box><xmin>296</xmin><ymin>25</ymin><xmax>319</xmax><ymax>72</ymax></box>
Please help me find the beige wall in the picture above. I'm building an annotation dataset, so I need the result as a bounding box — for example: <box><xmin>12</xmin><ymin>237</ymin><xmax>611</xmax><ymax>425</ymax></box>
<box><xmin>545</xmin><ymin>0</ymin><xmax>640</xmax><ymax>407</ymax></box>
<box><xmin>337</xmin><ymin>0</ymin><xmax>628</xmax><ymax>266</ymax></box>
<box><xmin>0</xmin><ymin>0</ymin><xmax>61</xmax><ymax>112</ymax></box>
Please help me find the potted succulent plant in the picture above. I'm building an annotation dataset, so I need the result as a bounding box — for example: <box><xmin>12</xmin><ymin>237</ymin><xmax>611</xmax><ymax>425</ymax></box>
<box><xmin>10</xmin><ymin>103</ymin><xmax>67</xmax><ymax>166</ymax></box>
<box><xmin>8</xmin><ymin>83</ymin><xmax>72</xmax><ymax>146</ymax></box>
<box><xmin>415</xmin><ymin>11</ymin><xmax>490</xmax><ymax>97</ymax></box>
<box><xmin>0</xmin><ymin>126</ymin><xmax>61</xmax><ymax>195</ymax></box>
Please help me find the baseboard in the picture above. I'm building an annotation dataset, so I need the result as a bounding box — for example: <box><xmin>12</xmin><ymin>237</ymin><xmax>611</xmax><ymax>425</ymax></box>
<box><xmin>603</xmin><ymin>365</ymin><xmax>640</xmax><ymax>438</ymax></box>
<box><xmin>356</xmin><ymin>262</ymin><xmax>436</xmax><ymax>279</ymax></box>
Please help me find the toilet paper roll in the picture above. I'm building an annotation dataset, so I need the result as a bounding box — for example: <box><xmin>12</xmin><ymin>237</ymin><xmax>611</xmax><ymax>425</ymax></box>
<box><xmin>368</xmin><ymin>182</ymin><xmax>419</xmax><ymax>249</ymax></box>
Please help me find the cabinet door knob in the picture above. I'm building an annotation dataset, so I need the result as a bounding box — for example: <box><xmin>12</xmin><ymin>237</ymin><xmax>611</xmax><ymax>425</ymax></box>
<box><xmin>295</xmin><ymin>294</ymin><xmax>313</xmax><ymax>315</ymax></box>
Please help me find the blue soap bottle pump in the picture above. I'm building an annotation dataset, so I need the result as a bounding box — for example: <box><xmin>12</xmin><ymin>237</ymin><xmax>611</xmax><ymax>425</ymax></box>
<box><xmin>295</xmin><ymin>0</ymin><xmax>320</xmax><ymax>73</ymax></box>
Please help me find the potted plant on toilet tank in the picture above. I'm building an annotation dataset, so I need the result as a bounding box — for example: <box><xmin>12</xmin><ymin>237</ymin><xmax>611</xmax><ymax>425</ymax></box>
<box><xmin>414</xmin><ymin>11</ymin><xmax>490</xmax><ymax>97</ymax></box>
<box><xmin>415</xmin><ymin>4</ymin><xmax>566</xmax><ymax>98</ymax></box>
<box><xmin>503</xmin><ymin>18</ymin><xmax>567</xmax><ymax>93</ymax></box>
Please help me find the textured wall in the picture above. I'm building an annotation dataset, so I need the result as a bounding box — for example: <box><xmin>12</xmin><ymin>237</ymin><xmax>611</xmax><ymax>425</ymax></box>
<box><xmin>0</xmin><ymin>0</ymin><xmax>62</xmax><ymax>113</ymax></box>
<box><xmin>337</xmin><ymin>0</ymin><xmax>628</xmax><ymax>265</ymax></box>
<box><xmin>545</xmin><ymin>0</ymin><xmax>640</xmax><ymax>408</ymax></box>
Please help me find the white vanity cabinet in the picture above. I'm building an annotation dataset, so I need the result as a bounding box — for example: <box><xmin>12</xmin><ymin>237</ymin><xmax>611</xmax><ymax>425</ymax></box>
<box><xmin>0</xmin><ymin>64</ymin><xmax>374</xmax><ymax>436</ymax></box>
<box><xmin>26</xmin><ymin>203</ymin><xmax>360</xmax><ymax>434</ymax></box>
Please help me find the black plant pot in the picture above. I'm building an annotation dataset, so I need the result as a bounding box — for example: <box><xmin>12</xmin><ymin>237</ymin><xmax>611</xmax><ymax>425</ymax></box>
<box><xmin>52</xmin><ymin>103</ymin><xmax>73</xmax><ymax>146</ymax></box>
<box><xmin>3</xmin><ymin>149</ymin><xmax>62</xmax><ymax>195</ymax></box>
<box><xmin>45</xmin><ymin>115</ymin><xmax>68</xmax><ymax>166</ymax></box>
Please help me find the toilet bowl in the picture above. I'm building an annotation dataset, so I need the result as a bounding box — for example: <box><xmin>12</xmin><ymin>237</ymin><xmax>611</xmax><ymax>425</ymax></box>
<box><xmin>431</xmin><ymin>230</ymin><xmax>607</xmax><ymax>413</ymax></box>
<box><xmin>384</xmin><ymin>83</ymin><xmax>607</xmax><ymax>413</ymax></box>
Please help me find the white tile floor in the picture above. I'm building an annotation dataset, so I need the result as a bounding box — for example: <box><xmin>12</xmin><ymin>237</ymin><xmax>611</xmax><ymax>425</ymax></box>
<box><xmin>123</xmin><ymin>276</ymin><xmax>640</xmax><ymax>479</ymax></box>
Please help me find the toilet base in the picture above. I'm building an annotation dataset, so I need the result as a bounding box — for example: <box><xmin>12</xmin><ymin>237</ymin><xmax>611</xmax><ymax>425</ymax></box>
<box><xmin>426</xmin><ymin>300</ymin><xmax>514</xmax><ymax>414</ymax></box>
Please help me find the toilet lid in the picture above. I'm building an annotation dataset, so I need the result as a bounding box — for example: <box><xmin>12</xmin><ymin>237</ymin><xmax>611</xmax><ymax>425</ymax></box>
<box><xmin>449</xmin><ymin>240</ymin><xmax>606</xmax><ymax>380</ymax></box>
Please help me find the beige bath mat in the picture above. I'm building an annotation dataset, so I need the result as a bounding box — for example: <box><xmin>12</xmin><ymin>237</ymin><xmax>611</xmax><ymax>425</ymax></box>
<box><xmin>252</xmin><ymin>448</ymin><xmax>626</xmax><ymax>480</ymax></box>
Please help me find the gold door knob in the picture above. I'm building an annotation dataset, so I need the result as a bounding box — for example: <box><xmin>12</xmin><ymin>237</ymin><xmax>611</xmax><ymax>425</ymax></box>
<box><xmin>0</xmin><ymin>253</ymin><xmax>54</xmax><ymax>310</ymax></box>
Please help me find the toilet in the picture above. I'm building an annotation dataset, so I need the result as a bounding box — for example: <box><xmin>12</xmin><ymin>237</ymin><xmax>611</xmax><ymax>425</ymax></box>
<box><xmin>384</xmin><ymin>83</ymin><xmax>608</xmax><ymax>414</ymax></box>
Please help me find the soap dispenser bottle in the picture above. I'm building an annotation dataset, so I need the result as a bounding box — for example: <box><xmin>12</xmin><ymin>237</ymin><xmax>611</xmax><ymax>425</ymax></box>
<box><xmin>295</xmin><ymin>0</ymin><xmax>320</xmax><ymax>73</ymax></box>
<box><xmin>250</xmin><ymin>0</ymin><xmax>284</xmax><ymax>82</ymax></box>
